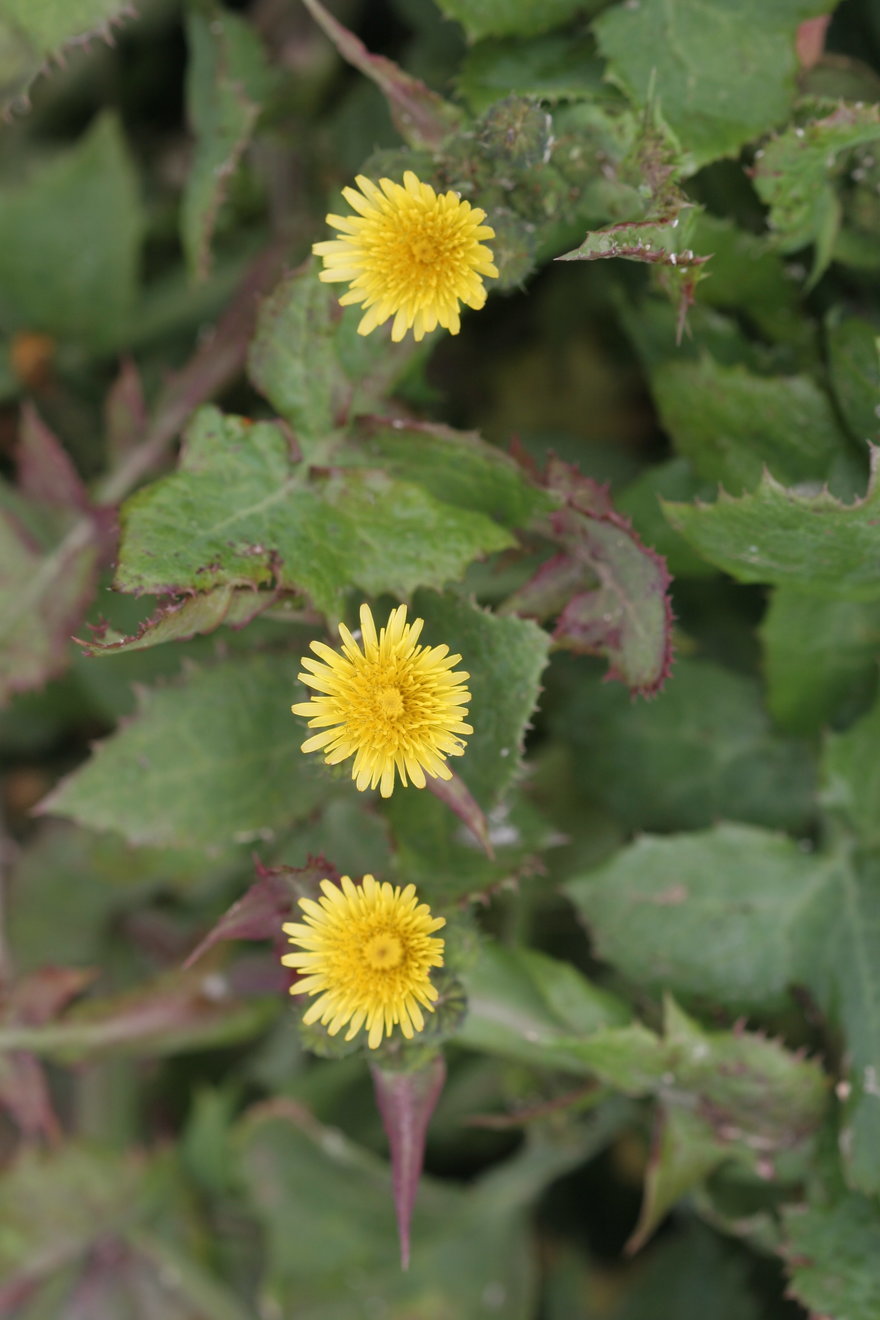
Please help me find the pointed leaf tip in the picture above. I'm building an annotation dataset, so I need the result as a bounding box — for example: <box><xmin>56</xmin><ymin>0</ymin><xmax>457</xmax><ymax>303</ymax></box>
<box><xmin>302</xmin><ymin>0</ymin><xmax>459</xmax><ymax>148</ymax></box>
<box><xmin>371</xmin><ymin>1053</ymin><xmax>446</xmax><ymax>1269</ymax></box>
<box><xmin>17</xmin><ymin>404</ymin><xmax>89</xmax><ymax>511</ymax></box>
<box><xmin>185</xmin><ymin>857</ymin><xmax>338</xmax><ymax>967</ymax></box>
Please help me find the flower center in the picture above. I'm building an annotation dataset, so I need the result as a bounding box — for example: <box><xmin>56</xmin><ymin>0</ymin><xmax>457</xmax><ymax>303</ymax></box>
<box><xmin>363</xmin><ymin>931</ymin><xmax>404</xmax><ymax>970</ymax></box>
<box><xmin>374</xmin><ymin>685</ymin><xmax>404</xmax><ymax>721</ymax></box>
<box><xmin>407</xmin><ymin>231</ymin><xmax>439</xmax><ymax>266</ymax></box>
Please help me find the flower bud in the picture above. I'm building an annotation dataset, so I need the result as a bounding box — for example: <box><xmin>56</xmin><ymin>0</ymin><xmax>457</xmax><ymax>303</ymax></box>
<box><xmin>478</xmin><ymin>97</ymin><xmax>554</xmax><ymax>170</ymax></box>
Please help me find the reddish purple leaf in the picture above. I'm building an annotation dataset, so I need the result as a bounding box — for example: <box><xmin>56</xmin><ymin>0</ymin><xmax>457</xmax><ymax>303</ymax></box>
<box><xmin>16</xmin><ymin>404</ymin><xmax>90</xmax><ymax>511</ymax></box>
<box><xmin>12</xmin><ymin>966</ymin><xmax>98</xmax><ymax>1024</ymax></box>
<box><xmin>184</xmin><ymin>856</ymin><xmax>338</xmax><ymax>968</ymax></box>
<box><xmin>0</xmin><ymin>957</ymin><xmax>278</xmax><ymax>1061</ymax></box>
<box><xmin>542</xmin><ymin>459</ymin><xmax>614</xmax><ymax>516</ymax></box>
<box><xmin>0</xmin><ymin>1053</ymin><xmax>59</xmax><ymax>1139</ymax></box>
<box><xmin>0</xmin><ymin>505</ymin><xmax>104</xmax><ymax>705</ymax></box>
<box><xmin>0</xmin><ymin>399</ymin><xmax>117</xmax><ymax>704</ymax></box>
<box><xmin>796</xmin><ymin>15</ymin><xmax>830</xmax><ymax>68</ymax></box>
<box><xmin>506</xmin><ymin>458</ymin><xmax>674</xmax><ymax>697</ymax></box>
<box><xmin>0</xmin><ymin>1272</ymin><xmax>41</xmax><ymax>1314</ymax></box>
<box><xmin>303</xmin><ymin>0</ymin><xmax>460</xmax><ymax>148</ymax></box>
<box><xmin>371</xmin><ymin>1053</ymin><xmax>446</xmax><ymax>1270</ymax></box>
<box><xmin>0</xmin><ymin>967</ymin><xmax>96</xmax><ymax>1139</ymax></box>
<box><xmin>104</xmin><ymin>358</ymin><xmax>148</xmax><ymax>463</ymax></box>
<box><xmin>64</xmin><ymin>1241</ymin><xmax>135</xmax><ymax>1318</ymax></box>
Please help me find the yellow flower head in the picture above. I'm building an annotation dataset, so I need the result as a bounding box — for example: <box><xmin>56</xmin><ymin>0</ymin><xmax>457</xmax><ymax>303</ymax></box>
<box><xmin>282</xmin><ymin>874</ymin><xmax>446</xmax><ymax>1050</ymax></box>
<box><xmin>292</xmin><ymin>602</ymin><xmax>472</xmax><ymax>798</ymax></box>
<box><xmin>312</xmin><ymin>170</ymin><xmax>498</xmax><ymax>342</ymax></box>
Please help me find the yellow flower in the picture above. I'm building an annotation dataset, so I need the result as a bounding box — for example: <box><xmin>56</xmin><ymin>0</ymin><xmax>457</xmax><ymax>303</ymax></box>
<box><xmin>281</xmin><ymin>874</ymin><xmax>446</xmax><ymax>1049</ymax></box>
<box><xmin>312</xmin><ymin>170</ymin><xmax>498</xmax><ymax>342</ymax></box>
<box><xmin>292</xmin><ymin>602</ymin><xmax>472</xmax><ymax>798</ymax></box>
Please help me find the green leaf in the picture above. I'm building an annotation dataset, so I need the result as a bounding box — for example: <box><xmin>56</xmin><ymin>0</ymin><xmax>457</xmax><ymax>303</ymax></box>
<box><xmin>627</xmin><ymin>1106</ymin><xmax>729</xmax><ymax>1252</ymax></box>
<box><xmin>556</xmin><ymin>209</ymin><xmax>712</xmax><ymax>348</ymax></box>
<box><xmin>0</xmin><ymin>1143</ymin><xmax>144</xmax><ymax>1287</ymax></box>
<box><xmin>68</xmin><ymin>578</ymin><xmax>283</xmax><ymax>723</ymax></box>
<box><xmin>433</xmin><ymin>0</ymin><xmax>595</xmax><ymax>41</ymax></box>
<box><xmin>459</xmin><ymin>33</ymin><xmax>604</xmax><ymax>114</ymax></box>
<box><xmin>651</xmin><ymin>356</ymin><xmax>845</xmax><ymax>493</ymax></box>
<box><xmin>182</xmin><ymin>5</ymin><xmax>272</xmax><ymax>280</ymax></box>
<box><xmin>383</xmin><ymin>783</ymin><xmax>556</xmax><ymax>905</ymax></box>
<box><xmin>239</xmin><ymin>1104</ymin><xmax>437</xmax><ymax>1284</ymax></box>
<box><xmin>664</xmin><ymin>453</ymin><xmax>880</xmax><ymax>598</ymax></box>
<box><xmin>412</xmin><ymin>590</ymin><xmax>550</xmax><ymax>808</ymax></box>
<box><xmin>348</xmin><ymin>416</ymin><xmax>556</xmax><ymax>532</ymax></box>
<box><xmin>114</xmin><ymin>407</ymin><xmax>513</xmax><ymax>618</ymax></box>
<box><xmin>754</xmin><ymin>103</ymin><xmax>880</xmax><ymax>274</ymax></box>
<box><xmin>557</xmin><ymin>211</ymin><xmax>709</xmax><ymax>274</ymax></box>
<box><xmin>247</xmin><ymin>261</ymin><xmax>417</xmax><ymax>448</ymax></box>
<box><xmin>76</xmin><ymin>585</ymin><xmax>280</xmax><ymax>657</ymax></box>
<box><xmin>7</xmin><ymin>826</ymin><xmax>123</xmax><ymax>973</ymax></box>
<box><xmin>0</xmin><ymin>1144</ymin><xmax>251</xmax><ymax>1320</ymax></box>
<box><xmin>567</xmin><ymin>998</ymin><xmax>828</xmax><ymax>1153</ymax></box>
<box><xmin>825</xmin><ymin>690</ymin><xmax>880</xmax><ymax>849</ymax></box>
<box><xmin>551</xmin><ymin>1020</ymin><xmax>670</xmax><ymax>1089</ymax></box>
<box><xmin>595</xmin><ymin>0</ymin><xmax>829</xmax><ymax>168</ymax></box>
<box><xmin>691</xmin><ymin>212</ymin><xmax>808</xmax><ymax>346</ymax></box>
<box><xmin>457</xmin><ymin>941</ymin><xmax>630</xmax><ymax>1072</ymax></box>
<box><xmin>283</xmin><ymin>794</ymin><xmax>393</xmax><ymax>879</ymax></box>
<box><xmin>781</xmin><ymin>1188</ymin><xmax>880</xmax><ymax>1320</ymax></box>
<box><xmin>458</xmin><ymin>956</ymin><xmax>828</xmax><ymax>1155</ymax></box>
<box><xmin>238</xmin><ymin>1101</ymin><xmax>588</xmax><ymax>1317</ymax></box>
<box><xmin>785</xmin><ymin>838</ymin><xmax>880</xmax><ymax>1195</ymax></box>
<box><xmin>616</xmin><ymin>458</ymin><xmax>719</xmax><ymax>580</ymax></box>
<box><xmin>826</xmin><ymin>856</ymin><xmax>880</xmax><ymax>1197</ymax></box>
<box><xmin>8</xmin><ymin>820</ymin><xmax>241</xmax><ymax>975</ymax></box>
<box><xmin>122</xmin><ymin>1231</ymin><xmax>256</xmax><ymax>1320</ymax></box>
<box><xmin>616</xmin><ymin>291</ymin><xmax>768</xmax><ymax>376</ymax></box>
<box><xmin>565</xmin><ymin>824</ymin><xmax>838</xmax><ymax>1013</ymax></box>
<box><xmin>550</xmin><ymin>655</ymin><xmax>817</xmax><ymax>834</ymax></box>
<box><xmin>39</xmin><ymin>653</ymin><xmax>331</xmax><ymax>849</ymax></box>
<box><xmin>817</xmin><ymin>718</ymin><xmax>880</xmax><ymax>1193</ymax></box>
<box><xmin>0</xmin><ymin>113</ymin><xmax>142</xmax><ymax>348</ymax></box>
<box><xmin>826</xmin><ymin>312</ymin><xmax>880</xmax><ymax>445</ymax></box>
<box><xmin>761</xmin><ymin>587</ymin><xmax>880</xmax><ymax>734</ymax></box>
<box><xmin>0</xmin><ymin>0</ymin><xmax>137</xmax><ymax>109</ymax></box>
<box><xmin>611</xmin><ymin>1222</ymin><xmax>762</xmax><ymax>1320</ymax></box>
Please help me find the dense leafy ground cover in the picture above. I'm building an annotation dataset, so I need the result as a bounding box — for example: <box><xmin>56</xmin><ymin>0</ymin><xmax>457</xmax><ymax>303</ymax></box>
<box><xmin>2</xmin><ymin>0</ymin><xmax>880</xmax><ymax>1315</ymax></box>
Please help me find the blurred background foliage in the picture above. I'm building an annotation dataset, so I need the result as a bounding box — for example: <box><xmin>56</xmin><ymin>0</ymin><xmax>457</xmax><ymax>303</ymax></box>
<box><xmin>2</xmin><ymin>0</ymin><xmax>880</xmax><ymax>1316</ymax></box>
